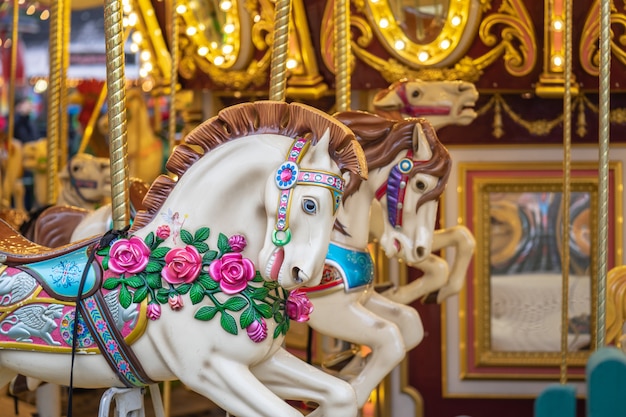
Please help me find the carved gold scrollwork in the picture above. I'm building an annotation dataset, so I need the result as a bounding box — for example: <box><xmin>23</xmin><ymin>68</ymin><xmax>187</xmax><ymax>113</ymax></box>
<box><xmin>475</xmin><ymin>0</ymin><xmax>536</xmax><ymax>77</ymax></box>
<box><xmin>580</xmin><ymin>0</ymin><xmax>626</xmax><ymax>76</ymax></box>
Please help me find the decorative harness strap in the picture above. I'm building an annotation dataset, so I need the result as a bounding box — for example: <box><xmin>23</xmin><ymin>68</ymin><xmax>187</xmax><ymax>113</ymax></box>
<box><xmin>375</xmin><ymin>150</ymin><xmax>425</xmax><ymax>229</ymax></box>
<box><xmin>397</xmin><ymin>83</ymin><xmax>450</xmax><ymax>117</ymax></box>
<box><xmin>272</xmin><ymin>137</ymin><xmax>345</xmax><ymax>246</ymax></box>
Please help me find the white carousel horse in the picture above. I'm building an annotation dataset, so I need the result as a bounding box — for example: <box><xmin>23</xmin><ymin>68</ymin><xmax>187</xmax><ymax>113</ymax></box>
<box><xmin>56</xmin><ymin>153</ymin><xmax>111</xmax><ymax>210</ymax></box>
<box><xmin>297</xmin><ymin>113</ymin><xmax>445</xmax><ymax>407</ymax></box>
<box><xmin>371</xmin><ymin>78</ymin><xmax>477</xmax><ymax>303</ymax></box>
<box><xmin>97</xmin><ymin>88</ymin><xmax>164</xmax><ymax>185</ymax></box>
<box><xmin>372</xmin><ymin>78</ymin><xmax>478</xmax><ymax>130</ymax></box>
<box><xmin>0</xmin><ymin>101</ymin><xmax>366</xmax><ymax>417</ymax></box>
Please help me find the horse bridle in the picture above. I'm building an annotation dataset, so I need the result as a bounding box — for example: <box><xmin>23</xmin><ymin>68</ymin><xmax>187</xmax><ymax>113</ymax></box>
<box><xmin>396</xmin><ymin>83</ymin><xmax>451</xmax><ymax>117</ymax></box>
<box><xmin>272</xmin><ymin>137</ymin><xmax>344</xmax><ymax>246</ymax></box>
<box><xmin>375</xmin><ymin>149</ymin><xmax>427</xmax><ymax>229</ymax></box>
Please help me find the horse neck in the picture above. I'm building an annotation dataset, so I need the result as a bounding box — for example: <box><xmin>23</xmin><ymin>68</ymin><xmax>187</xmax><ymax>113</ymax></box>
<box><xmin>133</xmin><ymin>136</ymin><xmax>285</xmax><ymax>266</ymax></box>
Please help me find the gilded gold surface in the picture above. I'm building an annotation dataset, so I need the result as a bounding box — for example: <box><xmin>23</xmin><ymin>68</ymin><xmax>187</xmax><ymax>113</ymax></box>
<box><xmin>579</xmin><ymin>0</ymin><xmax>626</xmax><ymax>76</ymax></box>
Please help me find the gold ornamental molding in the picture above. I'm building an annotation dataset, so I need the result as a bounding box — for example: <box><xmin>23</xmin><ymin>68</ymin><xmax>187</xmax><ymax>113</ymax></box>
<box><xmin>177</xmin><ymin>0</ymin><xmax>327</xmax><ymax>96</ymax></box>
<box><xmin>345</xmin><ymin>0</ymin><xmax>536</xmax><ymax>84</ymax></box>
<box><xmin>580</xmin><ymin>0</ymin><xmax>626</xmax><ymax>76</ymax></box>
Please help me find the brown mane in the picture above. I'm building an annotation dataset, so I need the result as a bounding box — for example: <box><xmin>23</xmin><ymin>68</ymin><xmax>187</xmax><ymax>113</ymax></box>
<box><xmin>132</xmin><ymin>101</ymin><xmax>367</xmax><ymax>231</ymax></box>
<box><xmin>334</xmin><ymin>110</ymin><xmax>451</xmax><ymax>209</ymax></box>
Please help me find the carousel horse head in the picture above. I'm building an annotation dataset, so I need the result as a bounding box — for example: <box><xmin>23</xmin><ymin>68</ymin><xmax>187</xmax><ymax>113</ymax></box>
<box><xmin>0</xmin><ymin>101</ymin><xmax>366</xmax><ymax>417</ymax></box>
<box><xmin>98</xmin><ymin>88</ymin><xmax>163</xmax><ymax>184</ymax></box>
<box><xmin>57</xmin><ymin>153</ymin><xmax>111</xmax><ymax>209</ymax></box>
<box><xmin>336</xmin><ymin>111</ymin><xmax>450</xmax><ymax>265</ymax></box>
<box><xmin>372</xmin><ymin>78</ymin><xmax>478</xmax><ymax>128</ymax></box>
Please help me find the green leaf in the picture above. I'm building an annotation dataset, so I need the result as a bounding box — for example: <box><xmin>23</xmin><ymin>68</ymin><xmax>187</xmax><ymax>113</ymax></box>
<box><xmin>198</xmin><ymin>274</ymin><xmax>219</xmax><ymax>290</ymax></box>
<box><xmin>223</xmin><ymin>297</ymin><xmax>248</xmax><ymax>312</ymax></box>
<box><xmin>273</xmin><ymin>311</ymin><xmax>284</xmax><ymax>323</ymax></box>
<box><xmin>96</xmin><ymin>247</ymin><xmax>109</xmax><ymax>256</ymax></box>
<box><xmin>194</xmin><ymin>227</ymin><xmax>210</xmax><ymax>242</ymax></box>
<box><xmin>124</xmin><ymin>276</ymin><xmax>144</xmax><ymax>288</ymax></box>
<box><xmin>102</xmin><ymin>278</ymin><xmax>121</xmax><ymax>290</ymax></box>
<box><xmin>151</xmin><ymin>247</ymin><xmax>170</xmax><ymax>259</ymax></box>
<box><xmin>255</xmin><ymin>303</ymin><xmax>272</xmax><ymax>319</ymax></box>
<box><xmin>101</xmin><ymin>256</ymin><xmax>109</xmax><ymax>271</ymax></box>
<box><xmin>195</xmin><ymin>306</ymin><xmax>218</xmax><ymax>321</ymax></box>
<box><xmin>133</xmin><ymin>286</ymin><xmax>148</xmax><ymax>303</ymax></box>
<box><xmin>180</xmin><ymin>229</ymin><xmax>193</xmax><ymax>245</ymax></box>
<box><xmin>203</xmin><ymin>251</ymin><xmax>218</xmax><ymax>263</ymax></box>
<box><xmin>220</xmin><ymin>312</ymin><xmax>238</xmax><ymax>335</ymax></box>
<box><xmin>249</xmin><ymin>287</ymin><xmax>269</xmax><ymax>300</ymax></box>
<box><xmin>239</xmin><ymin>307</ymin><xmax>257</xmax><ymax>329</ymax></box>
<box><xmin>252</xmin><ymin>272</ymin><xmax>264</xmax><ymax>283</ymax></box>
<box><xmin>146</xmin><ymin>273</ymin><xmax>162</xmax><ymax>289</ymax></box>
<box><xmin>273</xmin><ymin>325</ymin><xmax>283</xmax><ymax>339</ymax></box>
<box><xmin>217</xmin><ymin>233</ymin><xmax>229</xmax><ymax>253</ymax></box>
<box><xmin>156</xmin><ymin>288</ymin><xmax>169</xmax><ymax>304</ymax></box>
<box><xmin>145</xmin><ymin>261</ymin><xmax>162</xmax><ymax>273</ymax></box>
<box><xmin>193</xmin><ymin>242</ymin><xmax>209</xmax><ymax>253</ymax></box>
<box><xmin>119</xmin><ymin>285</ymin><xmax>133</xmax><ymax>309</ymax></box>
<box><xmin>189</xmin><ymin>283</ymin><xmax>205</xmax><ymax>304</ymax></box>
<box><xmin>145</xmin><ymin>232</ymin><xmax>155</xmax><ymax>249</ymax></box>
<box><xmin>176</xmin><ymin>283</ymin><xmax>192</xmax><ymax>294</ymax></box>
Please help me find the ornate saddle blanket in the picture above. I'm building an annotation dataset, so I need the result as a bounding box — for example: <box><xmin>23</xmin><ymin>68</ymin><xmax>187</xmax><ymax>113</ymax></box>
<box><xmin>302</xmin><ymin>243</ymin><xmax>374</xmax><ymax>295</ymax></box>
<box><xmin>0</xmin><ymin>246</ymin><xmax>149</xmax><ymax>387</ymax></box>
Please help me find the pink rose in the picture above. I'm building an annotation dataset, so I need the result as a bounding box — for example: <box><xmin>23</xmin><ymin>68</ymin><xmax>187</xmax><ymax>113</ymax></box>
<box><xmin>147</xmin><ymin>303</ymin><xmax>161</xmax><ymax>320</ymax></box>
<box><xmin>246</xmin><ymin>318</ymin><xmax>267</xmax><ymax>343</ymax></box>
<box><xmin>161</xmin><ymin>246</ymin><xmax>202</xmax><ymax>284</ymax></box>
<box><xmin>228</xmin><ymin>235</ymin><xmax>247</xmax><ymax>253</ymax></box>
<box><xmin>168</xmin><ymin>294</ymin><xmax>184</xmax><ymax>311</ymax></box>
<box><xmin>108</xmin><ymin>236</ymin><xmax>151</xmax><ymax>275</ymax></box>
<box><xmin>208</xmin><ymin>253</ymin><xmax>255</xmax><ymax>294</ymax></box>
<box><xmin>286</xmin><ymin>290</ymin><xmax>314</xmax><ymax>322</ymax></box>
<box><xmin>156</xmin><ymin>225</ymin><xmax>171</xmax><ymax>240</ymax></box>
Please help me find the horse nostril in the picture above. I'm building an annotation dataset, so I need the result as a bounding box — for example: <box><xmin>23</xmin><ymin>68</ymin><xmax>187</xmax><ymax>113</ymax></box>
<box><xmin>416</xmin><ymin>246</ymin><xmax>425</xmax><ymax>258</ymax></box>
<box><xmin>292</xmin><ymin>267</ymin><xmax>303</xmax><ymax>283</ymax></box>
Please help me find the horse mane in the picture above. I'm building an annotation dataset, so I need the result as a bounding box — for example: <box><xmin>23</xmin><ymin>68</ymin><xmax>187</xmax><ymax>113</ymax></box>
<box><xmin>334</xmin><ymin>110</ymin><xmax>451</xmax><ymax>209</ymax></box>
<box><xmin>132</xmin><ymin>101</ymin><xmax>366</xmax><ymax>231</ymax></box>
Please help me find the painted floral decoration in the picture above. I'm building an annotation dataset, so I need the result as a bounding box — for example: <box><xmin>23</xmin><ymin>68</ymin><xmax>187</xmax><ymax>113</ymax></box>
<box><xmin>99</xmin><ymin>226</ymin><xmax>298</xmax><ymax>342</ymax></box>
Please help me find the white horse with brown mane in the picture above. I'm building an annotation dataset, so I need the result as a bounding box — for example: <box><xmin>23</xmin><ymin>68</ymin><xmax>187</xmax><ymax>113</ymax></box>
<box><xmin>371</xmin><ymin>78</ymin><xmax>478</xmax><ymax>303</ymax></box>
<box><xmin>0</xmin><ymin>101</ymin><xmax>367</xmax><ymax>417</ymax></box>
<box><xmin>98</xmin><ymin>88</ymin><xmax>164</xmax><ymax>185</ymax></box>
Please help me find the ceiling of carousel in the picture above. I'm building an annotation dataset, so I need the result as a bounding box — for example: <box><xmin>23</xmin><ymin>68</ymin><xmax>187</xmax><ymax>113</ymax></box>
<box><xmin>2</xmin><ymin>0</ymin><xmax>626</xmax><ymax>145</ymax></box>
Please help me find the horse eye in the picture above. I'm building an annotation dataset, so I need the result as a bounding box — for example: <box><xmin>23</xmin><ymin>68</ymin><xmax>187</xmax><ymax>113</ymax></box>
<box><xmin>302</xmin><ymin>198</ymin><xmax>318</xmax><ymax>215</ymax></box>
<box><xmin>411</xmin><ymin>90</ymin><xmax>420</xmax><ymax>98</ymax></box>
<box><xmin>416</xmin><ymin>181</ymin><xmax>426</xmax><ymax>191</ymax></box>
<box><xmin>72</xmin><ymin>165</ymin><xmax>80</xmax><ymax>172</ymax></box>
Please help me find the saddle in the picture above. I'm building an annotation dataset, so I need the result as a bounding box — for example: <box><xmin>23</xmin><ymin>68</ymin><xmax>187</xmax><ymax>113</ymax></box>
<box><xmin>0</xmin><ymin>219</ymin><xmax>99</xmax><ymax>266</ymax></box>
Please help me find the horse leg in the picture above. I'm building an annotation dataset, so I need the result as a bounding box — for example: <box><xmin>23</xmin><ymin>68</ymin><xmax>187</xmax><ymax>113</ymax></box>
<box><xmin>363</xmin><ymin>292</ymin><xmax>423</xmax><ymax>351</ymax></box>
<box><xmin>176</xmin><ymin>356</ymin><xmax>307</xmax><ymax>417</ymax></box>
<box><xmin>308</xmin><ymin>293</ymin><xmax>408</xmax><ymax>407</ymax></box>
<box><xmin>430</xmin><ymin>225</ymin><xmax>476</xmax><ymax>303</ymax></box>
<box><xmin>252</xmin><ymin>347</ymin><xmax>358</xmax><ymax>417</ymax></box>
<box><xmin>382</xmin><ymin>254</ymin><xmax>447</xmax><ymax>304</ymax></box>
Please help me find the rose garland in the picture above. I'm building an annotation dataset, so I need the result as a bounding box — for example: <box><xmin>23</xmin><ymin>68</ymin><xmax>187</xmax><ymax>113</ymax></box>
<box><xmin>98</xmin><ymin>224</ymin><xmax>313</xmax><ymax>343</ymax></box>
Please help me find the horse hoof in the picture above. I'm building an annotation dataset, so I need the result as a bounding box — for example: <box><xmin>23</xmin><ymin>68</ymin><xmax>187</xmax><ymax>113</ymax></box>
<box><xmin>422</xmin><ymin>290</ymin><xmax>440</xmax><ymax>304</ymax></box>
<box><xmin>8</xmin><ymin>374</ymin><xmax>29</xmax><ymax>396</ymax></box>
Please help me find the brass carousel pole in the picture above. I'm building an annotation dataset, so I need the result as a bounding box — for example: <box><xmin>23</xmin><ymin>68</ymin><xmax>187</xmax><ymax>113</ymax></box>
<box><xmin>104</xmin><ymin>0</ymin><xmax>130</xmax><ymax>229</ymax></box>
<box><xmin>559</xmin><ymin>0</ymin><xmax>572</xmax><ymax>385</ymax></box>
<box><xmin>334</xmin><ymin>0</ymin><xmax>350</xmax><ymax>113</ymax></box>
<box><xmin>59</xmin><ymin>0</ymin><xmax>72</xmax><ymax>168</ymax></box>
<box><xmin>168</xmin><ymin>0</ymin><xmax>179</xmax><ymax>154</ymax></box>
<box><xmin>6</xmin><ymin>0</ymin><xmax>19</xmax><ymax>148</ymax></box>
<box><xmin>46</xmin><ymin>0</ymin><xmax>64</xmax><ymax>204</ymax></box>
<box><xmin>596</xmin><ymin>0</ymin><xmax>611</xmax><ymax>349</ymax></box>
<box><xmin>268</xmin><ymin>0</ymin><xmax>292</xmax><ymax>101</ymax></box>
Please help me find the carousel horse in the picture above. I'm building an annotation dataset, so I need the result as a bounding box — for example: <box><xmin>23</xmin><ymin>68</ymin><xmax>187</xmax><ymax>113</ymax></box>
<box><xmin>97</xmin><ymin>88</ymin><xmax>164</xmax><ymax>184</ymax></box>
<box><xmin>0</xmin><ymin>101</ymin><xmax>367</xmax><ymax>417</ymax></box>
<box><xmin>56</xmin><ymin>153</ymin><xmax>111</xmax><ymax>210</ymax></box>
<box><xmin>371</xmin><ymin>78</ymin><xmax>477</xmax><ymax>303</ymax></box>
<box><xmin>299</xmin><ymin>112</ymin><xmax>446</xmax><ymax>407</ymax></box>
<box><xmin>0</xmin><ymin>138</ymin><xmax>26</xmax><ymax>213</ymax></box>
<box><xmin>606</xmin><ymin>265</ymin><xmax>626</xmax><ymax>348</ymax></box>
<box><xmin>372</xmin><ymin>78</ymin><xmax>478</xmax><ymax>130</ymax></box>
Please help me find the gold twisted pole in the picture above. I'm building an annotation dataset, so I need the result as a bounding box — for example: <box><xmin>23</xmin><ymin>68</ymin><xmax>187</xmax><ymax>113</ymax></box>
<box><xmin>559</xmin><ymin>0</ymin><xmax>572</xmax><ymax>385</ymax></box>
<box><xmin>59</xmin><ymin>0</ymin><xmax>71</xmax><ymax>169</ymax></box>
<box><xmin>104</xmin><ymin>0</ymin><xmax>130</xmax><ymax>229</ymax></box>
<box><xmin>334</xmin><ymin>0</ymin><xmax>350</xmax><ymax>112</ymax></box>
<box><xmin>596</xmin><ymin>0</ymin><xmax>611</xmax><ymax>349</ymax></box>
<box><xmin>6</xmin><ymin>0</ymin><xmax>19</xmax><ymax>150</ymax></box>
<box><xmin>268</xmin><ymin>0</ymin><xmax>292</xmax><ymax>101</ymax></box>
<box><xmin>169</xmin><ymin>0</ymin><xmax>180</xmax><ymax>152</ymax></box>
<box><xmin>46</xmin><ymin>0</ymin><xmax>63</xmax><ymax>205</ymax></box>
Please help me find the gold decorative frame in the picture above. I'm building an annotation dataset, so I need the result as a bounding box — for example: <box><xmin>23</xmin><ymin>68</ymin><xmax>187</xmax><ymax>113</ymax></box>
<box><xmin>457</xmin><ymin>161</ymin><xmax>621</xmax><ymax>380</ymax></box>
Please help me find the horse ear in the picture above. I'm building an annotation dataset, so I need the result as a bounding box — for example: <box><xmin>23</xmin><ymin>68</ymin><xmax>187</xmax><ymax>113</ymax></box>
<box><xmin>304</xmin><ymin>128</ymin><xmax>332</xmax><ymax>166</ymax></box>
<box><xmin>412</xmin><ymin>121</ymin><xmax>433</xmax><ymax>161</ymax></box>
<box><xmin>372</xmin><ymin>88</ymin><xmax>400</xmax><ymax>109</ymax></box>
